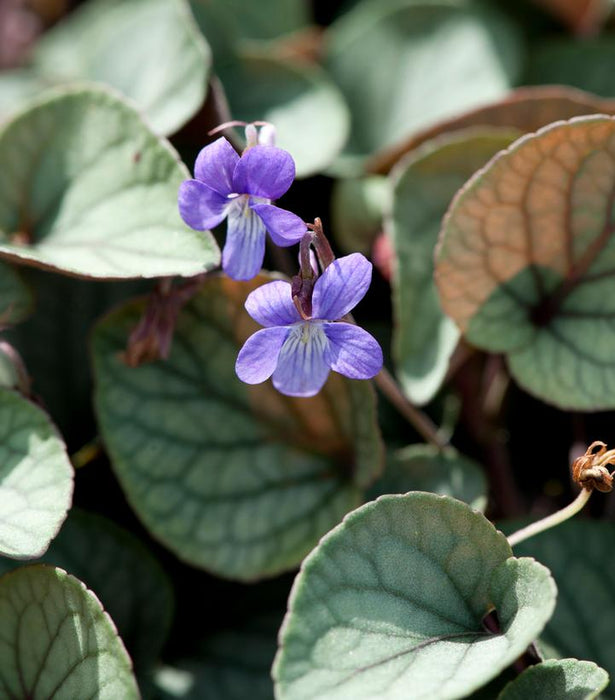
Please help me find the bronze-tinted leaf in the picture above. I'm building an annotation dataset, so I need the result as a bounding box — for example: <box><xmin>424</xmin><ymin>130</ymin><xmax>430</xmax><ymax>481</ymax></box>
<box><xmin>436</xmin><ymin>116</ymin><xmax>615</xmax><ymax>409</ymax></box>
<box><xmin>368</xmin><ymin>86</ymin><xmax>615</xmax><ymax>174</ymax></box>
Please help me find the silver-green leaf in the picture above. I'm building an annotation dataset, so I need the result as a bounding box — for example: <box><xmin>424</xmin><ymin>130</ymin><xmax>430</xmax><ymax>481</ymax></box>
<box><xmin>0</xmin><ymin>86</ymin><xmax>220</xmax><ymax>280</ymax></box>
<box><xmin>92</xmin><ymin>275</ymin><xmax>383</xmax><ymax>581</ymax></box>
<box><xmin>0</xmin><ymin>564</ymin><xmax>138</xmax><ymax>697</ymax></box>
<box><xmin>274</xmin><ymin>493</ymin><xmax>557</xmax><ymax>699</ymax></box>
<box><xmin>0</xmin><ymin>389</ymin><xmax>73</xmax><ymax>559</ymax></box>
<box><xmin>498</xmin><ymin>659</ymin><xmax>609</xmax><ymax>700</ymax></box>
<box><xmin>33</xmin><ymin>0</ymin><xmax>210</xmax><ymax>135</ymax></box>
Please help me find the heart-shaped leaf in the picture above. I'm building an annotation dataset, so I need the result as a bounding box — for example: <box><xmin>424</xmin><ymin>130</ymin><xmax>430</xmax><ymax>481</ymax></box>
<box><xmin>274</xmin><ymin>492</ymin><xmax>556</xmax><ymax>699</ymax></box>
<box><xmin>0</xmin><ymin>260</ymin><xmax>33</xmax><ymax>324</ymax></box>
<box><xmin>0</xmin><ymin>509</ymin><xmax>174</xmax><ymax>677</ymax></box>
<box><xmin>0</xmin><ymin>389</ymin><xmax>73</xmax><ymax>559</ymax></box>
<box><xmin>324</xmin><ymin>0</ymin><xmax>522</xmax><ymax>173</ymax></box>
<box><xmin>389</xmin><ymin>130</ymin><xmax>517</xmax><ymax>404</ymax></box>
<box><xmin>32</xmin><ymin>0</ymin><xmax>210</xmax><ymax>135</ymax></box>
<box><xmin>436</xmin><ymin>116</ymin><xmax>615</xmax><ymax>409</ymax></box>
<box><xmin>0</xmin><ymin>86</ymin><xmax>220</xmax><ymax>280</ymax></box>
<box><xmin>368</xmin><ymin>85</ymin><xmax>615</xmax><ymax>175</ymax></box>
<box><xmin>367</xmin><ymin>444</ymin><xmax>487</xmax><ymax>511</ymax></box>
<box><xmin>92</xmin><ymin>275</ymin><xmax>383</xmax><ymax>580</ymax></box>
<box><xmin>499</xmin><ymin>659</ymin><xmax>609</xmax><ymax>700</ymax></box>
<box><xmin>512</xmin><ymin>519</ymin><xmax>615</xmax><ymax>696</ymax></box>
<box><xmin>218</xmin><ymin>51</ymin><xmax>349</xmax><ymax>177</ymax></box>
<box><xmin>0</xmin><ymin>564</ymin><xmax>138</xmax><ymax>697</ymax></box>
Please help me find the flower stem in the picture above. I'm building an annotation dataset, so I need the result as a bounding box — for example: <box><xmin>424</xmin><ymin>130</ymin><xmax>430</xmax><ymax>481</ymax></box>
<box><xmin>507</xmin><ymin>488</ymin><xmax>592</xmax><ymax>547</ymax></box>
<box><xmin>374</xmin><ymin>368</ymin><xmax>448</xmax><ymax>449</ymax></box>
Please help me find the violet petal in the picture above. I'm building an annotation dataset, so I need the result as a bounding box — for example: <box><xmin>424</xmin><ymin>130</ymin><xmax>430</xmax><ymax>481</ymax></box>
<box><xmin>194</xmin><ymin>137</ymin><xmax>239</xmax><ymax>196</ymax></box>
<box><xmin>250</xmin><ymin>203</ymin><xmax>306</xmax><ymax>247</ymax></box>
<box><xmin>233</xmin><ymin>146</ymin><xmax>295</xmax><ymax>200</ymax></box>
<box><xmin>222</xmin><ymin>200</ymin><xmax>267</xmax><ymax>280</ymax></box>
<box><xmin>245</xmin><ymin>280</ymin><xmax>301</xmax><ymax>327</ymax></box>
<box><xmin>272</xmin><ymin>323</ymin><xmax>331</xmax><ymax>397</ymax></box>
<box><xmin>235</xmin><ymin>326</ymin><xmax>290</xmax><ymax>384</ymax></box>
<box><xmin>312</xmin><ymin>253</ymin><xmax>373</xmax><ymax>320</ymax></box>
<box><xmin>178</xmin><ymin>180</ymin><xmax>229</xmax><ymax>230</ymax></box>
<box><xmin>323</xmin><ymin>322</ymin><xmax>383</xmax><ymax>379</ymax></box>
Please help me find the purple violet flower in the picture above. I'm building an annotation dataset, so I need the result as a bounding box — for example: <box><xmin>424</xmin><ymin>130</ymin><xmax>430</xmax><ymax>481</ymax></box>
<box><xmin>235</xmin><ymin>253</ymin><xmax>383</xmax><ymax>397</ymax></box>
<box><xmin>178</xmin><ymin>137</ymin><xmax>306</xmax><ymax>280</ymax></box>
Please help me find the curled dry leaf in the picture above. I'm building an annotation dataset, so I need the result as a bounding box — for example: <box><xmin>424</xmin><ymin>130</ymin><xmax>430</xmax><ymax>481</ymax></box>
<box><xmin>367</xmin><ymin>86</ymin><xmax>615</xmax><ymax>174</ymax></box>
<box><xmin>572</xmin><ymin>441</ymin><xmax>615</xmax><ymax>493</ymax></box>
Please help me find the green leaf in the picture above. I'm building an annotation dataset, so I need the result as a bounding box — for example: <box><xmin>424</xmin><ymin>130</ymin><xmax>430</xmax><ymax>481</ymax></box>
<box><xmin>33</xmin><ymin>0</ymin><xmax>210</xmax><ymax>135</ymax></box>
<box><xmin>367</xmin><ymin>444</ymin><xmax>487</xmax><ymax>511</ymax></box>
<box><xmin>512</xmin><ymin>519</ymin><xmax>615</xmax><ymax>696</ymax></box>
<box><xmin>92</xmin><ymin>275</ymin><xmax>383</xmax><ymax>581</ymax></box>
<box><xmin>274</xmin><ymin>492</ymin><xmax>556</xmax><ymax>699</ymax></box>
<box><xmin>0</xmin><ymin>260</ymin><xmax>33</xmax><ymax>324</ymax></box>
<box><xmin>498</xmin><ymin>659</ymin><xmax>609</xmax><ymax>700</ymax></box>
<box><xmin>189</xmin><ymin>0</ymin><xmax>309</xmax><ymax>61</ymax></box>
<box><xmin>332</xmin><ymin>176</ymin><xmax>391</xmax><ymax>254</ymax></box>
<box><xmin>154</xmin><ymin>613</ymin><xmax>278</xmax><ymax>699</ymax></box>
<box><xmin>0</xmin><ymin>564</ymin><xmax>138</xmax><ymax>697</ymax></box>
<box><xmin>0</xmin><ymin>509</ymin><xmax>173</xmax><ymax>676</ymax></box>
<box><xmin>0</xmin><ymin>389</ymin><xmax>73</xmax><ymax>559</ymax></box>
<box><xmin>0</xmin><ymin>69</ymin><xmax>46</xmax><ymax>124</ymax></box>
<box><xmin>324</xmin><ymin>0</ymin><xmax>522</xmax><ymax>173</ymax></box>
<box><xmin>389</xmin><ymin>129</ymin><xmax>518</xmax><ymax>405</ymax></box>
<box><xmin>219</xmin><ymin>51</ymin><xmax>350</xmax><ymax>177</ymax></box>
<box><xmin>436</xmin><ymin>116</ymin><xmax>615</xmax><ymax>409</ymax></box>
<box><xmin>528</xmin><ymin>39</ymin><xmax>615</xmax><ymax>98</ymax></box>
<box><xmin>0</xmin><ymin>86</ymin><xmax>220</xmax><ymax>280</ymax></box>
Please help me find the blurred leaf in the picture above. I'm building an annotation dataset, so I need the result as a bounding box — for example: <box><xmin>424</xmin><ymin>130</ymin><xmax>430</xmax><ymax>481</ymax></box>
<box><xmin>436</xmin><ymin>116</ymin><xmax>615</xmax><ymax>410</ymax></box>
<box><xmin>368</xmin><ymin>85</ymin><xmax>615</xmax><ymax>175</ymax></box>
<box><xmin>219</xmin><ymin>51</ymin><xmax>350</xmax><ymax>177</ymax></box>
<box><xmin>0</xmin><ymin>389</ymin><xmax>73</xmax><ymax>559</ymax></box>
<box><xmin>33</xmin><ymin>0</ymin><xmax>210</xmax><ymax>135</ymax></box>
<box><xmin>0</xmin><ymin>260</ymin><xmax>33</xmax><ymax>324</ymax></box>
<box><xmin>0</xmin><ymin>509</ymin><xmax>173</xmax><ymax>677</ymax></box>
<box><xmin>332</xmin><ymin>176</ymin><xmax>390</xmax><ymax>254</ymax></box>
<box><xmin>0</xmin><ymin>565</ymin><xmax>138</xmax><ymax>697</ymax></box>
<box><xmin>530</xmin><ymin>0</ymin><xmax>611</xmax><ymax>33</ymax></box>
<box><xmin>528</xmin><ymin>38</ymin><xmax>615</xmax><ymax>98</ymax></box>
<box><xmin>0</xmin><ymin>86</ymin><xmax>220</xmax><ymax>280</ymax></box>
<box><xmin>513</xmin><ymin>519</ymin><xmax>615</xmax><ymax>697</ymax></box>
<box><xmin>389</xmin><ymin>129</ymin><xmax>517</xmax><ymax>405</ymax></box>
<box><xmin>367</xmin><ymin>443</ymin><xmax>487</xmax><ymax>511</ymax></box>
<box><xmin>324</xmin><ymin>0</ymin><xmax>522</xmax><ymax>174</ymax></box>
<box><xmin>498</xmin><ymin>659</ymin><xmax>609</xmax><ymax>700</ymax></box>
<box><xmin>92</xmin><ymin>275</ymin><xmax>383</xmax><ymax>581</ymax></box>
<box><xmin>0</xmin><ymin>68</ymin><xmax>46</xmax><ymax>123</ymax></box>
<box><xmin>189</xmin><ymin>0</ymin><xmax>310</xmax><ymax>62</ymax></box>
<box><xmin>273</xmin><ymin>493</ymin><xmax>556</xmax><ymax>699</ymax></box>
<box><xmin>154</xmin><ymin>613</ymin><xmax>278</xmax><ymax>699</ymax></box>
